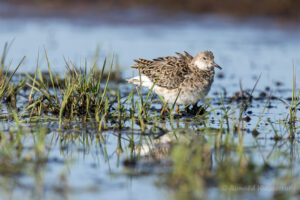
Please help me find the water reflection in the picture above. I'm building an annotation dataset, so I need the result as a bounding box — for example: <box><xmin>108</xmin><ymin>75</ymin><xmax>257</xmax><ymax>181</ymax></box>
<box><xmin>0</xmin><ymin>4</ymin><xmax>300</xmax><ymax>200</ymax></box>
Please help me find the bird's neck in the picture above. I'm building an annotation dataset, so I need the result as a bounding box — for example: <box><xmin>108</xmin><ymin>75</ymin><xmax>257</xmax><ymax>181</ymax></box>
<box><xmin>190</xmin><ymin>64</ymin><xmax>215</xmax><ymax>76</ymax></box>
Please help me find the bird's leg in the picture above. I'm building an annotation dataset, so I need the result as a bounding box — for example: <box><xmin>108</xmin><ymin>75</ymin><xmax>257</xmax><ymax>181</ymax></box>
<box><xmin>192</xmin><ymin>103</ymin><xmax>198</xmax><ymax>110</ymax></box>
<box><xmin>191</xmin><ymin>103</ymin><xmax>199</xmax><ymax>114</ymax></box>
<box><xmin>176</xmin><ymin>105</ymin><xmax>183</xmax><ymax>116</ymax></box>
<box><xmin>198</xmin><ymin>104</ymin><xmax>206</xmax><ymax>115</ymax></box>
<box><xmin>191</xmin><ymin>103</ymin><xmax>206</xmax><ymax>115</ymax></box>
<box><xmin>161</xmin><ymin>103</ymin><xmax>168</xmax><ymax>115</ymax></box>
<box><xmin>185</xmin><ymin>105</ymin><xmax>190</xmax><ymax>113</ymax></box>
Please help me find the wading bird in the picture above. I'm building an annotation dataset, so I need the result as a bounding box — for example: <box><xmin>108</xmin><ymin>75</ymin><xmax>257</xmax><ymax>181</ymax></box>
<box><xmin>127</xmin><ymin>51</ymin><xmax>222</xmax><ymax>114</ymax></box>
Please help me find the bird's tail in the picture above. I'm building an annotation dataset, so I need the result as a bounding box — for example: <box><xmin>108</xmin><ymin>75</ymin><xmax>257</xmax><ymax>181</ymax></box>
<box><xmin>126</xmin><ymin>75</ymin><xmax>154</xmax><ymax>89</ymax></box>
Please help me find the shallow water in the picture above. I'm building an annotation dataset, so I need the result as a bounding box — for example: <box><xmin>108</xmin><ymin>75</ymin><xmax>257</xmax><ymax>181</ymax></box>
<box><xmin>0</xmin><ymin>10</ymin><xmax>300</xmax><ymax>200</ymax></box>
<box><xmin>1</xmin><ymin>15</ymin><xmax>300</xmax><ymax>91</ymax></box>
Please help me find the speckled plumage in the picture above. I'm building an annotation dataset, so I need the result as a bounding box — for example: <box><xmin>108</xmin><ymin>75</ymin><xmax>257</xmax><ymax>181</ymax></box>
<box><xmin>131</xmin><ymin>51</ymin><xmax>193</xmax><ymax>89</ymax></box>
<box><xmin>127</xmin><ymin>51</ymin><xmax>221</xmax><ymax>105</ymax></box>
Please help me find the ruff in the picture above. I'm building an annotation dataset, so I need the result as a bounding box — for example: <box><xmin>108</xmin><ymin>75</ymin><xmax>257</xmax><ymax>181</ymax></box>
<box><xmin>127</xmin><ymin>51</ymin><xmax>221</xmax><ymax>105</ymax></box>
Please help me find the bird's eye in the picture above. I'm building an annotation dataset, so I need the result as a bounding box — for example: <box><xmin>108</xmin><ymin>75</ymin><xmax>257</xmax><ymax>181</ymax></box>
<box><xmin>203</xmin><ymin>57</ymin><xmax>207</xmax><ymax>60</ymax></box>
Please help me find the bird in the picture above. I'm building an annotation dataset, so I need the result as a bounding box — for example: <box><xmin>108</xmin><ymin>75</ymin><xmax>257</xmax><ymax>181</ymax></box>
<box><xmin>127</xmin><ymin>51</ymin><xmax>222</xmax><ymax>114</ymax></box>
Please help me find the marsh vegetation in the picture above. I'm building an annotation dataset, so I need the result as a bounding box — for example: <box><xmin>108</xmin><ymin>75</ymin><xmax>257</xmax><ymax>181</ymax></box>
<box><xmin>0</xmin><ymin>41</ymin><xmax>299</xmax><ymax>200</ymax></box>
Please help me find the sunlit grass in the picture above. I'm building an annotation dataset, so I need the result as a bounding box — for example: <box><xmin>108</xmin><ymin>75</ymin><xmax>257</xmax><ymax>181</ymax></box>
<box><xmin>0</xmin><ymin>43</ymin><xmax>299</xmax><ymax>199</ymax></box>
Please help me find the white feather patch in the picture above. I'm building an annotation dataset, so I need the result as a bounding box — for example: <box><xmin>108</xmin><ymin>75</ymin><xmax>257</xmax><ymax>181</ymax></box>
<box><xmin>127</xmin><ymin>75</ymin><xmax>154</xmax><ymax>89</ymax></box>
<box><xmin>194</xmin><ymin>60</ymin><xmax>207</xmax><ymax>70</ymax></box>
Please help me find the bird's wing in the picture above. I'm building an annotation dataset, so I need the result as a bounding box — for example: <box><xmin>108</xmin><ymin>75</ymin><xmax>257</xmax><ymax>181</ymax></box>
<box><xmin>131</xmin><ymin>52</ymin><xmax>193</xmax><ymax>89</ymax></box>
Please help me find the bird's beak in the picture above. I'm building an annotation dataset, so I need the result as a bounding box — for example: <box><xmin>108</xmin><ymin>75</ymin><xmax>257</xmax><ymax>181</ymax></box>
<box><xmin>212</xmin><ymin>62</ymin><xmax>222</xmax><ymax>70</ymax></box>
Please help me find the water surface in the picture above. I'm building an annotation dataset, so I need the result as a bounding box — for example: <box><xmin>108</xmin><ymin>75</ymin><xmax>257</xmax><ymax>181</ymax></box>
<box><xmin>0</xmin><ymin>12</ymin><xmax>300</xmax><ymax>200</ymax></box>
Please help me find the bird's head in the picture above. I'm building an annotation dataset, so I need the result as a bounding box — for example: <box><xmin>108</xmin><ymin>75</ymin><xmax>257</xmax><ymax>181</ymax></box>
<box><xmin>192</xmin><ymin>51</ymin><xmax>222</xmax><ymax>70</ymax></box>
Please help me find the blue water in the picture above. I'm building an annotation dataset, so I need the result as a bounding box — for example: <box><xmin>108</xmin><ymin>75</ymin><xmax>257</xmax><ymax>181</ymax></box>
<box><xmin>0</xmin><ymin>13</ymin><xmax>300</xmax><ymax>200</ymax></box>
<box><xmin>1</xmin><ymin>16</ymin><xmax>299</xmax><ymax>93</ymax></box>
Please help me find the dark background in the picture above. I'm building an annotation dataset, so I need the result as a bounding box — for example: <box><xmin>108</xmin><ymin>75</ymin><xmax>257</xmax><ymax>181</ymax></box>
<box><xmin>3</xmin><ymin>0</ymin><xmax>300</xmax><ymax>20</ymax></box>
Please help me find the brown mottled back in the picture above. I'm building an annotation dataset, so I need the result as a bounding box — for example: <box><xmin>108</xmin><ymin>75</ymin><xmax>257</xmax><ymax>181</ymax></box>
<box><xmin>131</xmin><ymin>51</ymin><xmax>193</xmax><ymax>89</ymax></box>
